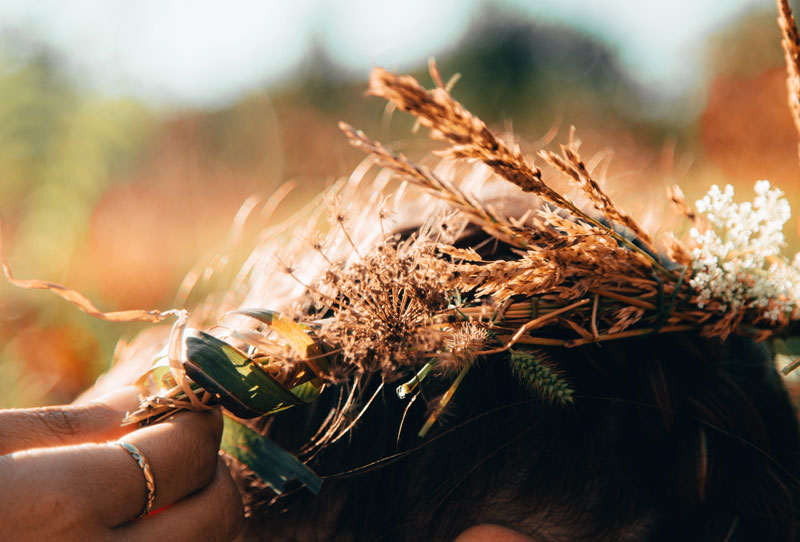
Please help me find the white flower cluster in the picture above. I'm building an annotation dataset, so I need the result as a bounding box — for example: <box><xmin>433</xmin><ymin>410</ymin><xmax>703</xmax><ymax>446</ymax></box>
<box><xmin>689</xmin><ymin>180</ymin><xmax>800</xmax><ymax>321</ymax></box>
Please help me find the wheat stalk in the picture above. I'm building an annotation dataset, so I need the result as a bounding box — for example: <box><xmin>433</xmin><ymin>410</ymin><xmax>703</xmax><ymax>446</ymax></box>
<box><xmin>365</xmin><ymin>64</ymin><xmax>675</xmax><ymax>279</ymax></box>
<box><xmin>778</xmin><ymin>0</ymin><xmax>800</xmax><ymax>163</ymax></box>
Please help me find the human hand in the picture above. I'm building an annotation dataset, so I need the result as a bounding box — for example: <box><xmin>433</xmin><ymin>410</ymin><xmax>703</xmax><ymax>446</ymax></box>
<box><xmin>0</xmin><ymin>387</ymin><xmax>244</xmax><ymax>541</ymax></box>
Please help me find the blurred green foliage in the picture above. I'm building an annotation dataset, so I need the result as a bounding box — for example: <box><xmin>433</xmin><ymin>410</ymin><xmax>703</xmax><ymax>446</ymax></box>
<box><xmin>0</xmin><ymin>53</ymin><xmax>154</xmax><ymax>406</ymax></box>
<box><xmin>2</xmin><ymin>58</ymin><xmax>152</xmax><ymax>277</ymax></box>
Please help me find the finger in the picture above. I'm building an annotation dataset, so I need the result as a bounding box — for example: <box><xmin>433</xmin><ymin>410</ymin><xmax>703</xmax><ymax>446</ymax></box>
<box><xmin>116</xmin><ymin>457</ymin><xmax>244</xmax><ymax>542</ymax></box>
<box><xmin>0</xmin><ymin>451</ymin><xmax>107</xmax><ymax>542</ymax></box>
<box><xmin>0</xmin><ymin>386</ymin><xmax>142</xmax><ymax>455</ymax></box>
<box><xmin>2</xmin><ymin>410</ymin><xmax>222</xmax><ymax>528</ymax></box>
<box><xmin>99</xmin><ymin>409</ymin><xmax>223</xmax><ymax>526</ymax></box>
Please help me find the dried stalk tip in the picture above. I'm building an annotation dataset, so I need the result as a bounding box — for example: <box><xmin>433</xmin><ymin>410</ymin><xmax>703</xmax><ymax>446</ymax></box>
<box><xmin>1</xmin><ymin>223</ymin><xmax>181</xmax><ymax>324</ymax></box>
<box><xmin>362</xmin><ymin>67</ymin><xmax>671</xmax><ymax>277</ymax></box>
<box><xmin>367</xmin><ymin>67</ymin><xmax>558</xmax><ymax>202</ymax></box>
<box><xmin>778</xmin><ymin>0</ymin><xmax>800</xmax><ymax>163</ymax></box>
<box><xmin>538</xmin><ymin>130</ymin><xmax>653</xmax><ymax>248</ymax></box>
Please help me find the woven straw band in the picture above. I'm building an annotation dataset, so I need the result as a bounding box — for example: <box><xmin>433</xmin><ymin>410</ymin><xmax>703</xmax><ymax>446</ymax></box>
<box><xmin>115</xmin><ymin>440</ymin><xmax>156</xmax><ymax>519</ymax></box>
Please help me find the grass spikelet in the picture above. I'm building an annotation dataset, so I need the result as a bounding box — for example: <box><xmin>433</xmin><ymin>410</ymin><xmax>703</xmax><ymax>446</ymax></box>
<box><xmin>367</xmin><ymin>66</ymin><xmax>569</xmax><ymax>209</ymax></box>
<box><xmin>438</xmin><ymin>322</ymin><xmax>488</xmax><ymax>371</ymax></box>
<box><xmin>362</xmin><ymin>67</ymin><xmax>676</xmax><ymax>278</ymax></box>
<box><xmin>436</xmin><ymin>244</ymin><xmax>483</xmax><ymax>262</ymax></box>
<box><xmin>339</xmin><ymin>121</ymin><xmax>529</xmax><ymax>249</ymax></box>
<box><xmin>509</xmin><ymin>349</ymin><xmax>574</xmax><ymax>406</ymax></box>
<box><xmin>665</xmin><ymin>185</ymin><xmax>697</xmax><ymax>224</ymax></box>
<box><xmin>538</xmin><ymin>126</ymin><xmax>654</xmax><ymax>249</ymax></box>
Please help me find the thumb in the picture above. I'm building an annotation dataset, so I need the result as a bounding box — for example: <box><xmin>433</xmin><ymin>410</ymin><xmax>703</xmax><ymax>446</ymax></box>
<box><xmin>0</xmin><ymin>386</ymin><xmax>142</xmax><ymax>455</ymax></box>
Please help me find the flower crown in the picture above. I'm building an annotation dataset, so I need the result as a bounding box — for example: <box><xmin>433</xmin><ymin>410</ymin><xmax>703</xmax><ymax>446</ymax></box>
<box><xmin>6</xmin><ymin>0</ymin><xmax>800</xmax><ymax>498</ymax></box>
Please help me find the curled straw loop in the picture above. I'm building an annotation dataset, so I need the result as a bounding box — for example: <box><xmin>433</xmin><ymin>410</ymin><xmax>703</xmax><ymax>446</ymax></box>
<box><xmin>1</xmin><ymin>222</ymin><xmax>206</xmax><ymax>414</ymax></box>
<box><xmin>1</xmin><ymin>221</ymin><xmax>177</xmax><ymax>325</ymax></box>
<box><xmin>165</xmin><ymin>309</ymin><xmax>201</xmax><ymax>409</ymax></box>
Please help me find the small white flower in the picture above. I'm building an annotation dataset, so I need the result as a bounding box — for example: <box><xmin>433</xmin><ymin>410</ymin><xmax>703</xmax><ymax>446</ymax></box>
<box><xmin>689</xmin><ymin>181</ymin><xmax>800</xmax><ymax>321</ymax></box>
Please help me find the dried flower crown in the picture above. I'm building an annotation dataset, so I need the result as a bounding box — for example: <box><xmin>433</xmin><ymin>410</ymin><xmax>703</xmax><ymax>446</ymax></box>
<box><xmin>5</xmin><ymin>0</ymin><xmax>800</xmax><ymax>497</ymax></box>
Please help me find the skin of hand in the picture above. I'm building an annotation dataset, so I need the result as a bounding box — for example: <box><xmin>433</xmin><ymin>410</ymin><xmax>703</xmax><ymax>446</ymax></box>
<box><xmin>0</xmin><ymin>386</ymin><xmax>244</xmax><ymax>542</ymax></box>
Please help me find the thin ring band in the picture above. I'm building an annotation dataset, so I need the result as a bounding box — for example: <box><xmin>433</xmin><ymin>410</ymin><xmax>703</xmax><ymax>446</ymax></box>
<box><xmin>114</xmin><ymin>440</ymin><xmax>156</xmax><ymax>519</ymax></box>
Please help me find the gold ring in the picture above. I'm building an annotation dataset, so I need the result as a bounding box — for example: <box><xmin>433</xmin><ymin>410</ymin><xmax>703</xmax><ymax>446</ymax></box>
<box><xmin>114</xmin><ymin>440</ymin><xmax>156</xmax><ymax>518</ymax></box>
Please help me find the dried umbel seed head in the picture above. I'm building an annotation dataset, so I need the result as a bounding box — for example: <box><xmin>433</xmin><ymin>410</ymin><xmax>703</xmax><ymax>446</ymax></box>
<box><xmin>312</xmin><ymin>237</ymin><xmax>460</xmax><ymax>377</ymax></box>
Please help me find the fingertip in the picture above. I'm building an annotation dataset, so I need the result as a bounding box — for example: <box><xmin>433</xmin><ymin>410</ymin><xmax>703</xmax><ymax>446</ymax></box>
<box><xmin>216</xmin><ymin>456</ymin><xmax>245</xmax><ymax>538</ymax></box>
<box><xmin>209</xmin><ymin>408</ymin><xmax>224</xmax><ymax>445</ymax></box>
<box><xmin>196</xmin><ymin>408</ymin><xmax>225</xmax><ymax>454</ymax></box>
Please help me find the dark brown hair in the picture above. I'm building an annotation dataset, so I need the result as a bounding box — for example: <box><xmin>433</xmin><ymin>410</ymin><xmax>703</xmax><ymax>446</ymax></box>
<box><xmin>238</xmin><ymin>235</ymin><xmax>800</xmax><ymax>541</ymax></box>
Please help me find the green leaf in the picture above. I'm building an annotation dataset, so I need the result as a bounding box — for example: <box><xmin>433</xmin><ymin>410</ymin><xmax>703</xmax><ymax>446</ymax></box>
<box><xmin>221</xmin><ymin>415</ymin><xmax>322</xmax><ymax>495</ymax></box>
<box><xmin>230</xmin><ymin>308</ymin><xmax>330</xmax><ymax>376</ymax></box>
<box><xmin>419</xmin><ymin>358</ymin><xmax>474</xmax><ymax>437</ymax></box>
<box><xmin>151</xmin><ymin>354</ymin><xmax>175</xmax><ymax>388</ymax></box>
<box><xmin>229</xmin><ymin>308</ymin><xmax>279</xmax><ymax>325</ymax></box>
<box><xmin>134</xmin><ymin>348</ymin><xmax>175</xmax><ymax>390</ymax></box>
<box><xmin>185</xmin><ymin>332</ymin><xmax>305</xmax><ymax>418</ymax></box>
<box><xmin>289</xmin><ymin>379</ymin><xmax>323</xmax><ymax>403</ymax></box>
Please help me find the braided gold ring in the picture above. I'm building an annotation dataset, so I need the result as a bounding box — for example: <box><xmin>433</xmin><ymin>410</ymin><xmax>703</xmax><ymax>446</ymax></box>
<box><xmin>114</xmin><ymin>440</ymin><xmax>156</xmax><ymax>519</ymax></box>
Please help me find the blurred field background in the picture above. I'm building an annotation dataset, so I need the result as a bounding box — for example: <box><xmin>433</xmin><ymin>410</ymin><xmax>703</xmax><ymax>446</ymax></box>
<box><xmin>1</xmin><ymin>0</ymin><xmax>799</xmax><ymax>407</ymax></box>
